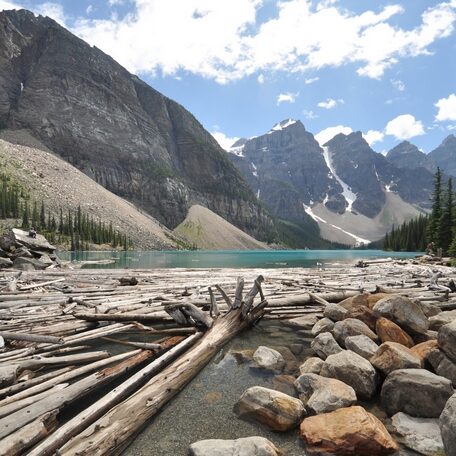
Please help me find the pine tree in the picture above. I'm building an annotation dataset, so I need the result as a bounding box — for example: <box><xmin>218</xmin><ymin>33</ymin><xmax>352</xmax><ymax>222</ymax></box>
<box><xmin>428</xmin><ymin>168</ymin><xmax>443</xmax><ymax>246</ymax></box>
<box><xmin>439</xmin><ymin>177</ymin><xmax>454</xmax><ymax>254</ymax></box>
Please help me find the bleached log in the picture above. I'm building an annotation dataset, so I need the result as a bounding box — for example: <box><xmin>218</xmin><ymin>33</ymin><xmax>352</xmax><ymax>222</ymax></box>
<box><xmin>233</xmin><ymin>277</ymin><xmax>244</xmax><ymax>308</ymax></box>
<box><xmin>0</xmin><ymin>331</ymin><xmax>63</xmax><ymax>345</ymax></box>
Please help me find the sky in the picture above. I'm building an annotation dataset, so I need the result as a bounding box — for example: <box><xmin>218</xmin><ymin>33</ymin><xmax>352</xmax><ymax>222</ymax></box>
<box><xmin>1</xmin><ymin>0</ymin><xmax>456</xmax><ymax>154</ymax></box>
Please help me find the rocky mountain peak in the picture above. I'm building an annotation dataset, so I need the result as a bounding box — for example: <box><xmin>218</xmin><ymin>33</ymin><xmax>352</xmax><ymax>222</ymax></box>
<box><xmin>429</xmin><ymin>134</ymin><xmax>456</xmax><ymax>178</ymax></box>
<box><xmin>267</xmin><ymin>118</ymin><xmax>303</xmax><ymax>134</ymax></box>
<box><xmin>442</xmin><ymin>134</ymin><xmax>456</xmax><ymax>146</ymax></box>
<box><xmin>385</xmin><ymin>141</ymin><xmax>433</xmax><ymax>171</ymax></box>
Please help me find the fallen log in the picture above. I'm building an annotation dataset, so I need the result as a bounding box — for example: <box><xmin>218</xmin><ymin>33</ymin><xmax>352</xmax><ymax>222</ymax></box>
<box><xmin>72</xmin><ymin>312</ymin><xmax>171</xmax><ymax>323</ymax></box>
<box><xmin>0</xmin><ymin>331</ymin><xmax>63</xmax><ymax>345</ymax></box>
<box><xmin>59</xmin><ymin>278</ymin><xmax>267</xmax><ymax>456</ymax></box>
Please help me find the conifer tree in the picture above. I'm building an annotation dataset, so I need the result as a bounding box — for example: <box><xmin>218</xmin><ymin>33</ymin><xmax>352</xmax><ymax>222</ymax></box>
<box><xmin>427</xmin><ymin>168</ymin><xmax>442</xmax><ymax>246</ymax></box>
<box><xmin>439</xmin><ymin>177</ymin><xmax>454</xmax><ymax>253</ymax></box>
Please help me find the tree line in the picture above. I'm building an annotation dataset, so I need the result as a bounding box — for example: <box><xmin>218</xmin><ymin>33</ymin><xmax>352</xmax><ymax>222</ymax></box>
<box><xmin>0</xmin><ymin>174</ymin><xmax>132</xmax><ymax>250</ymax></box>
<box><xmin>383</xmin><ymin>168</ymin><xmax>456</xmax><ymax>257</ymax></box>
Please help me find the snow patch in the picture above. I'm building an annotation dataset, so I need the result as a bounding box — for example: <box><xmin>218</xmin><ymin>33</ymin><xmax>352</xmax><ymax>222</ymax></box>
<box><xmin>251</xmin><ymin>162</ymin><xmax>258</xmax><ymax>177</ymax></box>
<box><xmin>20</xmin><ymin>82</ymin><xmax>24</xmax><ymax>92</ymax></box>
<box><xmin>257</xmin><ymin>189</ymin><xmax>261</xmax><ymax>199</ymax></box>
<box><xmin>322</xmin><ymin>146</ymin><xmax>357</xmax><ymax>212</ymax></box>
<box><xmin>267</xmin><ymin>118</ymin><xmax>297</xmax><ymax>134</ymax></box>
<box><xmin>303</xmin><ymin>204</ymin><xmax>327</xmax><ymax>224</ymax></box>
<box><xmin>228</xmin><ymin>144</ymin><xmax>245</xmax><ymax>157</ymax></box>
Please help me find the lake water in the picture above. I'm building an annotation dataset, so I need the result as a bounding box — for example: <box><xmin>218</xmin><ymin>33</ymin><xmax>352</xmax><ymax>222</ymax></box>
<box><xmin>58</xmin><ymin>249</ymin><xmax>418</xmax><ymax>269</ymax></box>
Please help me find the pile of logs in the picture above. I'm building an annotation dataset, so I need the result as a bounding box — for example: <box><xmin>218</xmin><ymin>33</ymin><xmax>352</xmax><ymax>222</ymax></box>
<box><xmin>0</xmin><ymin>259</ymin><xmax>455</xmax><ymax>454</ymax></box>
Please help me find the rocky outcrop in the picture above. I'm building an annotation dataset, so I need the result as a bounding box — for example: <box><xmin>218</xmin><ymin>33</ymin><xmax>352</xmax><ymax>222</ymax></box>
<box><xmin>295</xmin><ymin>373</ymin><xmax>357</xmax><ymax>414</ymax></box>
<box><xmin>381</xmin><ymin>369</ymin><xmax>454</xmax><ymax>417</ymax></box>
<box><xmin>189</xmin><ymin>437</ymin><xmax>283</xmax><ymax>456</ymax></box>
<box><xmin>320</xmin><ymin>350</ymin><xmax>378</xmax><ymax>400</ymax></box>
<box><xmin>386</xmin><ymin>141</ymin><xmax>435</xmax><ymax>172</ymax></box>
<box><xmin>299</xmin><ymin>406</ymin><xmax>398</xmax><ymax>455</ymax></box>
<box><xmin>234</xmin><ymin>386</ymin><xmax>305</xmax><ymax>431</ymax></box>
<box><xmin>0</xmin><ymin>9</ymin><xmax>275</xmax><ymax>242</ymax></box>
<box><xmin>429</xmin><ymin>134</ymin><xmax>456</xmax><ymax>178</ymax></box>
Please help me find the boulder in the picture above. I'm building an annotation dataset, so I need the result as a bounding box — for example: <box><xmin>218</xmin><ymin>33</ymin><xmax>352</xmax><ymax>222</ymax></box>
<box><xmin>311</xmin><ymin>317</ymin><xmax>334</xmax><ymax>336</ymax></box>
<box><xmin>323</xmin><ymin>303</ymin><xmax>347</xmax><ymax>321</ymax></box>
<box><xmin>189</xmin><ymin>437</ymin><xmax>283</xmax><ymax>456</ymax></box>
<box><xmin>229</xmin><ymin>349</ymin><xmax>254</xmax><ymax>364</ymax></box>
<box><xmin>429</xmin><ymin>310</ymin><xmax>456</xmax><ymax>331</ymax></box>
<box><xmin>234</xmin><ymin>386</ymin><xmax>305</xmax><ymax>431</ymax></box>
<box><xmin>410</xmin><ymin>340</ymin><xmax>438</xmax><ymax>366</ymax></box>
<box><xmin>12</xmin><ymin>256</ymin><xmax>47</xmax><ymax>271</ymax></box>
<box><xmin>299</xmin><ymin>406</ymin><xmax>398</xmax><ymax>455</ymax></box>
<box><xmin>320</xmin><ymin>350</ymin><xmax>378</xmax><ymax>400</ymax></box>
<box><xmin>333</xmin><ymin>318</ymin><xmax>377</xmax><ymax>347</ymax></box>
<box><xmin>373</xmin><ymin>295</ymin><xmax>429</xmax><ymax>334</ymax></box>
<box><xmin>10</xmin><ymin>247</ymin><xmax>33</xmax><ymax>259</ymax></box>
<box><xmin>338</xmin><ymin>293</ymin><xmax>390</xmax><ymax>311</ymax></box>
<box><xmin>0</xmin><ymin>257</ymin><xmax>12</xmax><ymax>269</ymax></box>
<box><xmin>438</xmin><ymin>320</ymin><xmax>456</xmax><ymax>362</ymax></box>
<box><xmin>282</xmin><ymin>315</ymin><xmax>319</xmax><ymax>330</ymax></box>
<box><xmin>376</xmin><ymin>318</ymin><xmax>414</xmax><ymax>348</ymax></box>
<box><xmin>391</xmin><ymin>412</ymin><xmax>444</xmax><ymax>456</ymax></box>
<box><xmin>440</xmin><ymin>393</ymin><xmax>456</xmax><ymax>456</ymax></box>
<box><xmin>428</xmin><ymin>348</ymin><xmax>456</xmax><ymax>385</ymax></box>
<box><xmin>344</xmin><ymin>306</ymin><xmax>378</xmax><ymax>331</ymax></box>
<box><xmin>0</xmin><ymin>235</ymin><xmax>15</xmax><ymax>252</ymax></box>
<box><xmin>295</xmin><ymin>373</ymin><xmax>357</xmax><ymax>414</ymax></box>
<box><xmin>253</xmin><ymin>346</ymin><xmax>285</xmax><ymax>373</ymax></box>
<box><xmin>370</xmin><ymin>342</ymin><xmax>421</xmax><ymax>376</ymax></box>
<box><xmin>344</xmin><ymin>335</ymin><xmax>378</xmax><ymax>360</ymax></box>
<box><xmin>381</xmin><ymin>369</ymin><xmax>454</xmax><ymax>417</ymax></box>
<box><xmin>311</xmin><ymin>332</ymin><xmax>343</xmax><ymax>359</ymax></box>
<box><xmin>419</xmin><ymin>301</ymin><xmax>442</xmax><ymax>318</ymax></box>
<box><xmin>0</xmin><ymin>247</ymin><xmax>7</xmax><ymax>258</ymax></box>
<box><xmin>11</xmin><ymin>228</ymin><xmax>56</xmax><ymax>253</ymax></box>
<box><xmin>299</xmin><ymin>357</ymin><xmax>324</xmax><ymax>375</ymax></box>
<box><xmin>272</xmin><ymin>375</ymin><xmax>297</xmax><ymax>397</ymax></box>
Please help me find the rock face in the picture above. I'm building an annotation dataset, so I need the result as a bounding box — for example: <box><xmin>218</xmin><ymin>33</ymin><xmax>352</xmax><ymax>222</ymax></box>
<box><xmin>189</xmin><ymin>437</ymin><xmax>283</xmax><ymax>456</ymax></box>
<box><xmin>376</xmin><ymin>318</ymin><xmax>414</xmax><ymax>348</ymax></box>
<box><xmin>386</xmin><ymin>141</ymin><xmax>435</xmax><ymax>172</ymax></box>
<box><xmin>373</xmin><ymin>295</ymin><xmax>429</xmax><ymax>334</ymax></box>
<box><xmin>344</xmin><ymin>335</ymin><xmax>378</xmax><ymax>360</ymax></box>
<box><xmin>429</xmin><ymin>134</ymin><xmax>456</xmax><ymax>178</ymax></box>
<box><xmin>370</xmin><ymin>342</ymin><xmax>421</xmax><ymax>375</ymax></box>
<box><xmin>253</xmin><ymin>346</ymin><xmax>285</xmax><ymax>373</ymax></box>
<box><xmin>320</xmin><ymin>350</ymin><xmax>378</xmax><ymax>400</ymax></box>
<box><xmin>311</xmin><ymin>332</ymin><xmax>343</xmax><ymax>359</ymax></box>
<box><xmin>0</xmin><ymin>9</ymin><xmax>275</xmax><ymax>241</ymax></box>
<box><xmin>295</xmin><ymin>373</ymin><xmax>357</xmax><ymax>414</ymax></box>
<box><xmin>234</xmin><ymin>386</ymin><xmax>305</xmax><ymax>431</ymax></box>
<box><xmin>391</xmin><ymin>412</ymin><xmax>444</xmax><ymax>456</ymax></box>
<box><xmin>299</xmin><ymin>406</ymin><xmax>398</xmax><ymax>455</ymax></box>
<box><xmin>333</xmin><ymin>318</ymin><xmax>377</xmax><ymax>346</ymax></box>
<box><xmin>438</xmin><ymin>320</ymin><xmax>456</xmax><ymax>362</ymax></box>
<box><xmin>381</xmin><ymin>369</ymin><xmax>454</xmax><ymax>417</ymax></box>
<box><xmin>440</xmin><ymin>393</ymin><xmax>456</xmax><ymax>456</ymax></box>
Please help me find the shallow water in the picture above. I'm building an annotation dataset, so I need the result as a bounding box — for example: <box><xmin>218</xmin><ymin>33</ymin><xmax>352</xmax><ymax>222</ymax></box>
<box><xmin>59</xmin><ymin>249</ymin><xmax>418</xmax><ymax>269</ymax></box>
<box><xmin>122</xmin><ymin>320</ymin><xmax>313</xmax><ymax>455</ymax></box>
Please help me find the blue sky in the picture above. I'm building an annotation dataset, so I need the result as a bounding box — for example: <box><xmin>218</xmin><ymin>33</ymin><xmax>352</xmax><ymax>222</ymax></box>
<box><xmin>1</xmin><ymin>0</ymin><xmax>456</xmax><ymax>153</ymax></box>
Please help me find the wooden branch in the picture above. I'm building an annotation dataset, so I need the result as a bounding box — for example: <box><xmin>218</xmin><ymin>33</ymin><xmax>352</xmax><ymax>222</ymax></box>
<box><xmin>241</xmin><ymin>275</ymin><xmax>264</xmax><ymax>318</ymax></box>
<box><xmin>208</xmin><ymin>287</ymin><xmax>220</xmax><ymax>318</ymax></box>
<box><xmin>72</xmin><ymin>312</ymin><xmax>171</xmax><ymax>323</ymax></box>
<box><xmin>165</xmin><ymin>303</ymin><xmax>213</xmax><ymax>329</ymax></box>
<box><xmin>308</xmin><ymin>292</ymin><xmax>330</xmax><ymax>307</ymax></box>
<box><xmin>233</xmin><ymin>277</ymin><xmax>244</xmax><ymax>309</ymax></box>
<box><xmin>18</xmin><ymin>278</ymin><xmax>65</xmax><ymax>291</ymax></box>
<box><xmin>0</xmin><ymin>331</ymin><xmax>63</xmax><ymax>345</ymax></box>
<box><xmin>215</xmin><ymin>284</ymin><xmax>233</xmax><ymax>308</ymax></box>
<box><xmin>101</xmin><ymin>337</ymin><xmax>161</xmax><ymax>351</ymax></box>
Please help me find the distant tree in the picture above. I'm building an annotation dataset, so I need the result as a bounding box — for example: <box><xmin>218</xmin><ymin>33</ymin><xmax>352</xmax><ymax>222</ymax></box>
<box><xmin>427</xmin><ymin>168</ymin><xmax>442</xmax><ymax>246</ymax></box>
<box><xmin>439</xmin><ymin>177</ymin><xmax>454</xmax><ymax>253</ymax></box>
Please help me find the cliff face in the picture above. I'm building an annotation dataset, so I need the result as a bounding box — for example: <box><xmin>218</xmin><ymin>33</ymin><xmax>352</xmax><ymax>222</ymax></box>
<box><xmin>0</xmin><ymin>9</ymin><xmax>275</xmax><ymax>241</ymax></box>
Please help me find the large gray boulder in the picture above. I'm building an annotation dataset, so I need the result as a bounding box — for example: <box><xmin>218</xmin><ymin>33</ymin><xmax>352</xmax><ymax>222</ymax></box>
<box><xmin>253</xmin><ymin>346</ymin><xmax>285</xmax><ymax>373</ymax></box>
<box><xmin>234</xmin><ymin>386</ymin><xmax>305</xmax><ymax>431</ymax></box>
<box><xmin>333</xmin><ymin>318</ymin><xmax>377</xmax><ymax>347</ymax></box>
<box><xmin>0</xmin><ymin>257</ymin><xmax>12</xmax><ymax>269</ymax></box>
<box><xmin>381</xmin><ymin>369</ymin><xmax>454</xmax><ymax>417</ymax></box>
<box><xmin>282</xmin><ymin>315</ymin><xmax>319</xmax><ymax>330</ymax></box>
<box><xmin>12</xmin><ymin>256</ymin><xmax>47</xmax><ymax>271</ymax></box>
<box><xmin>370</xmin><ymin>342</ymin><xmax>421</xmax><ymax>375</ymax></box>
<box><xmin>11</xmin><ymin>228</ymin><xmax>56</xmax><ymax>253</ymax></box>
<box><xmin>294</xmin><ymin>373</ymin><xmax>357</xmax><ymax>414</ymax></box>
<box><xmin>438</xmin><ymin>320</ymin><xmax>456</xmax><ymax>362</ymax></box>
<box><xmin>320</xmin><ymin>350</ymin><xmax>378</xmax><ymax>400</ymax></box>
<box><xmin>373</xmin><ymin>295</ymin><xmax>429</xmax><ymax>334</ymax></box>
<box><xmin>428</xmin><ymin>348</ymin><xmax>456</xmax><ymax>386</ymax></box>
<box><xmin>311</xmin><ymin>317</ymin><xmax>334</xmax><ymax>336</ymax></box>
<box><xmin>345</xmin><ymin>335</ymin><xmax>378</xmax><ymax>360</ymax></box>
<box><xmin>391</xmin><ymin>412</ymin><xmax>444</xmax><ymax>456</ymax></box>
<box><xmin>189</xmin><ymin>436</ymin><xmax>283</xmax><ymax>456</ymax></box>
<box><xmin>429</xmin><ymin>310</ymin><xmax>456</xmax><ymax>330</ymax></box>
<box><xmin>310</xmin><ymin>332</ymin><xmax>343</xmax><ymax>360</ymax></box>
<box><xmin>440</xmin><ymin>393</ymin><xmax>456</xmax><ymax>456</ymax></box>
<box><xmin>323</xmin><ymin>303</ymin><xmax>348</xmax><ymax>321</ymax></box>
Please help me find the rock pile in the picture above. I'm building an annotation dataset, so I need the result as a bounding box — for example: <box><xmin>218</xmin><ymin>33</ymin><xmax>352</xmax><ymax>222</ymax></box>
<box><xmin>0</xmin><ymin>228</ymin><xmax>60</xmax><ymax>270</ymax></box>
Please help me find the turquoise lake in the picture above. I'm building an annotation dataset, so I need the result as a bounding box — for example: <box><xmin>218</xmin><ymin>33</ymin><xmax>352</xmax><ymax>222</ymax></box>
<box><xmin>58</xmin><ymin>249</ymin><xmax>418</xmax><ymax>269</ymax></box>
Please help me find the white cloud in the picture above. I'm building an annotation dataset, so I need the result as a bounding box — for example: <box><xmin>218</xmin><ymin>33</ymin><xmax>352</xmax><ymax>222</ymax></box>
<box><xmin>305</xmin><ymin>76</ymin><xmax>319</xmax><ymax>84</ymax></box>
<box><xmin>70</xmin><ymin>1</ymin><xmax>456</xmax><ymax>83</ymax></box>
<box><xmin>317</xmin><ymin>98</ymin><xmax>343</xmax><ymax>109</ymax></box>
<box><xmin>391</xmin><ymin>79</ymin><xmax>405</xmax><ymax>91</ymax></box>
<box><xmin>277</xmin><ymin>91</ymin><xmax>299</xmax><ymax>105</ymax></box>
<box><xmin>385</xmin><ymin>114</ymin><xmax>425</xmax><ymax>140</ymax></box>
<box><xmin>435</xmin><ymin>93</ymin><xmax>456</xmax><ymax>121</ymax></box>
<box><xmin>34</xmin><ymin>2</ymin><xmax>67</xmax><ymax>26</ymax></box>
<box><xmin>86</xmin><ymin>5</ymin><xmax>94</xmax><ymax>15</ymax></box>
<box><xmin>363</xmin><ymin>129</ymin><xmax>384</xmax><ymax>146</ymax></box>
<box><xmin>303</xmin><ymin>109</ymin><xmax>317</xmax><ymax>119</ymax></box>
<box><xmin>108</xmin><ymin>0</ymin><xmax>125</xmax><ymax>5</ymax></box>
<box><xmin>211</xmin><ymin>131</ymin><xmax>239</xmax><ymax>151</ymax></box>
<box><xmin>315</xmin><ymin>125</ymin><xmax>352</xmax><ymax>146</ymax></box>
<box><xmin>257</xmin><ymin>73</ymin><xmax>265</xmax><ymax>84</ymax></box>
<box><xmin>0</xmin><ymin>0</ymin><xmax>21</xmax><ymax>10</ymax></box>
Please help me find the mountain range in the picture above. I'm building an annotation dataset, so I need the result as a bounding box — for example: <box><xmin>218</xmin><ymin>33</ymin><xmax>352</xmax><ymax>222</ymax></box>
<box><xmin>1</xmin><ymin>9</ymin><xmax>456</xmax><ymax>249</ymax></box>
